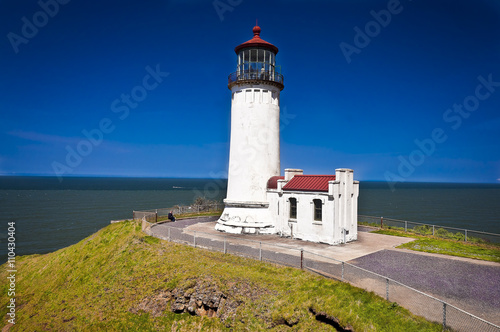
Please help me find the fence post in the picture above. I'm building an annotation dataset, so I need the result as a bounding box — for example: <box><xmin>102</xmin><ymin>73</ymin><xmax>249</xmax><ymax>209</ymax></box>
<box><xmin>155</xmin><ymin>209</ymin><xmax>158</xmax><ymax>223</ymax></box>
<box><xmin>386</xmin><ymin>278</ymin><xmax>389</xmax><ymax>301</ymax></box>
<box><xmin>442</xmin><ymin>302</ymin><xmax>447</xmax><ymax>329</ymax></box>
<box><xmin>432</xmin><ymin>225</ymin><xmax>435</xmax><ymax>236</ymax></box>
<box><xmin>381</xmin><ymin>217</ymin><xmax>383</xmax><ymax>229</ymax></box>
<box><xmin>259</xmin><ymin>242</ymin><xmax>262</xmax><ymax>261</ymax></box>
<box><xmin>194</xmin><ymin>231</ymin><xmax>196</xmax><ymax>248</ymax></box>
<box><xmin>341</xmin><ymin>262</ymin><xmax>344</xmax><ymax>281</ymax></box>
<box><xmin>465</xmin><ymin>229</ymin><xmax>467</xmax><ymax>242</ymax></box>
<box><xmin>224</xmin><ymin>237</ymin><xmax>227</xmax><ymax>254</ymax></box>
<box><xmin>405</xmin><ymin>221</ymin><xmax>407</xmax><ymax>232</ymax></box>
<box><xmin>300</xmin><ymin>249</ymin><xmax>304</xmax><ymax>270</ymax></box>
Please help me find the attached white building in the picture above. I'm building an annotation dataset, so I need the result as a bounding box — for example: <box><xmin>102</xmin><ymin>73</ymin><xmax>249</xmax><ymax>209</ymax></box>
<box><xmin>216</xmin><ymin>25</ymin><xmax>359</xmax><ymax>245</ymax></box>
<box><xmin>267</xmin><ymin>169</ymin><xmax>359</xmax><ymax>245</ymax></box>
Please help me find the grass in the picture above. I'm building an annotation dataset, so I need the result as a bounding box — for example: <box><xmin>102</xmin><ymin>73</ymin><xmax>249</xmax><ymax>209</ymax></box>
<box><xmin>370</xmin><ymin>227</ymin><xmax>500</xmax><ymax>263</ymax></box>
<box><xmin>0</xmin><ymin>220</ymin><xmax>446</xmax><ymax>331</ymax></box>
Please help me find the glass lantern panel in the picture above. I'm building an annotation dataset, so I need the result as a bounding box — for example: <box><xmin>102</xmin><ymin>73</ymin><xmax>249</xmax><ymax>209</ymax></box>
<box><xmin>250</xmin><ymin>49</ymin><xmax>257</xmax><ymax>62</ymax></box>
<box><xmin>258</xmin><ymin>49</ymin><xmax>264</xmax><ymax>62</ymax></box>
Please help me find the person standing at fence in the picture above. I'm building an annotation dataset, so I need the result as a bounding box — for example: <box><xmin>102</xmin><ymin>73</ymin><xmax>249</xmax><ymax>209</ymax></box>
<box><xmin>168</xmin><ymin>211</ymin><xmax>176</xmax><ymax>222</ymax></box>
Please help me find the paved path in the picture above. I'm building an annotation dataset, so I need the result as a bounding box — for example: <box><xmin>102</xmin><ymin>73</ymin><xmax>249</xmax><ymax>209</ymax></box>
<box><xmin>150</xmin><ymin>217</ymin><xmax>500</xmax><ymax>326</ymax></box>
<box><xmin>349</xmin><ymin>249</ymin><xmax>500</xmax><ymax>325</ymax></box>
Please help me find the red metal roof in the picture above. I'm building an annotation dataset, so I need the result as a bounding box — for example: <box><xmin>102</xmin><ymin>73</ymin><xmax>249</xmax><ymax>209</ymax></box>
<box><xmin>282</xmin><ymin>175</ymin><xmax>336</xmax><ymax>192</ymax></box>
<box><xmin>234</xmin><ymin>25</ymin><xmax>279</xmax><ymax>54</ymax></box>
<box><xmin>267</xmin><ymin>175</ymin><xmax>285</xmax><ymax>189</ymax></box>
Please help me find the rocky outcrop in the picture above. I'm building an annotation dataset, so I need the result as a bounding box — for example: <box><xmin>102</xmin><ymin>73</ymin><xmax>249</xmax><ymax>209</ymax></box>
<box><xmin>130</xmin><ymin>279</ymin><xmax>355</xmax><ymax>331</ymax></box>
<box><xmin>169</xmin><ymin>282</ymin><xmax>236</xmax><ymax>320</ymax></box>
<box><xmin>130</xmin><ymin>279</ymin><xmax>244</xmax><ymax>321</ymax></box>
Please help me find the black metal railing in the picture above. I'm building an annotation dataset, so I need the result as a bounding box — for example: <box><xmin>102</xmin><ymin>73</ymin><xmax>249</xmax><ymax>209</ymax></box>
<box><xmin>228</xmin><ymin>70</ymin><xmax>284</xmax><ymax>86</ymax></box>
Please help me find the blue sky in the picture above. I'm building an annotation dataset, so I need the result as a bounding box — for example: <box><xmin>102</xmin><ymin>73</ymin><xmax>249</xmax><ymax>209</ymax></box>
<box><xmin>1</xmin><ymin>0</ymin><xmax>499</xmax><ymax>184</ymax></box>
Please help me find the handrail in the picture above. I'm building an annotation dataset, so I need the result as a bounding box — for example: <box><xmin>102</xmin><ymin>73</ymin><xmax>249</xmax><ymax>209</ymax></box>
<box><xmin>358</xmin><ymin>214</ymin><xmax>499</xmax><ymax>236</ymax></box>
<box><xmin>228</xmin><ymin>70</ymin><xmax>284</xmax><ymax>86</ymax></box>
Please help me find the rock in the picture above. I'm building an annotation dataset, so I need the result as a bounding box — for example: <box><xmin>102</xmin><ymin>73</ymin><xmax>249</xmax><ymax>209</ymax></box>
<box><xmin>131</xmin><ymin>277</ymin><xmax>274</xmax><ymax>324</ymax></box>
<box><xmin>171</xmin><ymin>303</ymin><xmax>184</xmax><ymax>313</ymax></box>
<box><xmin>196</xmin><ymin>306</ymin><xmax>207</xmax><ymax>317</ymax></box>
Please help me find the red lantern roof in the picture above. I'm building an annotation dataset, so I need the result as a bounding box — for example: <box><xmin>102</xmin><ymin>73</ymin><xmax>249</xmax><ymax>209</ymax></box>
<box><xmin>234</xmin><ymin>25</ymin><xmax>279</xmax><ymax>54</ymax></box>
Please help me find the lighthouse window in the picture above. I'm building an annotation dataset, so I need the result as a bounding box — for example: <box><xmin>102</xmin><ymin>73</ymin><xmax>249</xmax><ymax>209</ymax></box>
<box><xmin>254</xmin><ymin>89</ymin><xmax>261</xmax><ymax>103</ymax></box>
<box><xmin>263</xmin><ymin>90</ymin><xmax>269</xmax><ymax>103</ymax></box>
<box><xmin>313</xmin><ymin>199</ymin><xmax>322</xmax><ymax>221</ymax></box>
<box><xmin>289</xmin><ymin>198</ymin><xmax>297</xmax><ymax>219</ymax></box>
<box><xmin>246</xmin><ymin>89</ymin><xmax>253</xmax><ymax>102</ymax></box>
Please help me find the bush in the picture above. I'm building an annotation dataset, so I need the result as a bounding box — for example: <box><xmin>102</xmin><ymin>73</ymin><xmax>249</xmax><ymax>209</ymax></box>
<box><xmin>413</xmin><ymin>225</ymin><xmax>432</xmax><ymax>235</ymax></box>
<box><xmin>435</xmin><ymin>228</ymin><xmax>450</xmax><ymax>238</ymax></box>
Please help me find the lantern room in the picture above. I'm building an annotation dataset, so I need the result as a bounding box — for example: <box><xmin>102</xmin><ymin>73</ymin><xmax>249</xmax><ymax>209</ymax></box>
<box><xmin>228</xmin><ymin>25</ymin><xmax>284</xmax><ymax>89</ymax></box>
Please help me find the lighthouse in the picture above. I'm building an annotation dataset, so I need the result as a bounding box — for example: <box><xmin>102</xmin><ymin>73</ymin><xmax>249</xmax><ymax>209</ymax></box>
<box><xmin>216</xmin><ymin>24</ymin><xmax>359</xmax><ymax>244</ymax></box>
<box><xmin>215</xmin><ymin>24</ymin><xmax>284</xmax><ymax>234</ymax></box>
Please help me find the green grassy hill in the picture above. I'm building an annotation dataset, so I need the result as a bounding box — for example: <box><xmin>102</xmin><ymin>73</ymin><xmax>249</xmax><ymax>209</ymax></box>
<box><xmin>1</xmin><ymin>221</ymin><xmax>446</xmax><ymax>331</ymax></box>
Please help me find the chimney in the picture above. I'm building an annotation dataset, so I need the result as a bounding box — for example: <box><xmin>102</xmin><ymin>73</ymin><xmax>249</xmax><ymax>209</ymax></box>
<box><xmin>284</xmin><ymin>168</ymin><xmax>303</xmax><ymax>181</ymax></box>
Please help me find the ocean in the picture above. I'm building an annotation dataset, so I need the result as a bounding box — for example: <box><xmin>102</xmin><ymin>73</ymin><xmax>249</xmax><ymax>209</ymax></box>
<box><xmin>1</xmin><ymin>176</ymin><xmax>499</xmax><ymax>262</ymax></box>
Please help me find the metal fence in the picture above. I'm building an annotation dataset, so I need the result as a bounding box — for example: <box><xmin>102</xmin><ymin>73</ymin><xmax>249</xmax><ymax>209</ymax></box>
<box><xmin>141</xmin><ymin>221</ymin><xmax>500</xmax><ymax>332</ymax></box>
<box><xmin>133</xmin><ymin>204</ymin><xmax>224</xmax><ymax>223</ymax></box>
<box><xmin>359</xmin><ymin>215</ymin><xmax>500</xmax><ymax>244</ymax></box>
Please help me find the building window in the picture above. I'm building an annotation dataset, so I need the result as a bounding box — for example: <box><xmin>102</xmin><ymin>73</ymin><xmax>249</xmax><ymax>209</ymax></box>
<box><xmin>313</xmin><ymin>199</ymin><xmax>322</xmax><ymax>221</ymax></box>
<box><xmin>289</xmin><ymin>198</ymin><xmax>297</xmax><ymax>219</ymax></box>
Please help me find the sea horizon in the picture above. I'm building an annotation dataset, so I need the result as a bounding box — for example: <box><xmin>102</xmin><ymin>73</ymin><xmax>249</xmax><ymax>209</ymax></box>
<box><xmin>2</xmin><ymin>174</ymin><xmax>500</xmax><ymax>185</ymax></box>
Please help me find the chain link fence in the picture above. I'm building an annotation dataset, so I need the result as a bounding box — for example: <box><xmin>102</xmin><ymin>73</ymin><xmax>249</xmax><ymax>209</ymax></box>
<box><xmin>133</xmin><ymin>204</ymin><xmax>224</xmax><ymax>223</ymax></box>
<box><xmin>359</xmin><ymin>215</ymin><xmax>500</xmax><ymax>244</ymax></box>
<box><xmin>141</xmin><ymin>220</ymin><xmax>500</xmax><ymax>332</ymax></box>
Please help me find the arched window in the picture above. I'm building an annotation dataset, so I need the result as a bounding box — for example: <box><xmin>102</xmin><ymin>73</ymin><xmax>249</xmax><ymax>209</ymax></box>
<box><xmin>313</xmin><ymin>199</ymin><xmax>322</xmax><ymax>221</ymax></box>
<box><xmin>289</xmin><ymin>198</ymin><xmax>297</xmax><ymax>219</ymax></box>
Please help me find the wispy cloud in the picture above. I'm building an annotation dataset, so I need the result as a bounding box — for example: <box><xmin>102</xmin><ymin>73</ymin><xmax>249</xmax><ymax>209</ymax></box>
<box><xmin>7</xmin><ymin>130</ymin><xmax>80</xmax><ymax>145</ymax></box>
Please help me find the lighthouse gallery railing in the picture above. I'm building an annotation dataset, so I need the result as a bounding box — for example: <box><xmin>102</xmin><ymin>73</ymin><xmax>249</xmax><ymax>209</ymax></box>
<box><xmin>228</xmin><ymin>70</ymin><xmax>284</xmax><ymax>85</ymax></box>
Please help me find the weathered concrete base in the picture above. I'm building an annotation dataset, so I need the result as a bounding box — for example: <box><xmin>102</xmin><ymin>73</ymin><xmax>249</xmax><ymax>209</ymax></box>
<box><xmin>287</xmin><ymin>231</ymin><xmax>357</xmax><ymax>246</ymax></box>
<box><xmin>215</xmin><ymin>206</ymin><xmax>276</xmax><ymax>235</ymax></box>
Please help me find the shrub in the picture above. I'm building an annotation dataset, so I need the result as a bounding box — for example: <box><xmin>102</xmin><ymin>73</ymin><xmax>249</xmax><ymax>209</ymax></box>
<box><xmin>413</xmin><ymin>225</ymin><xmax>431</xmax><ymax>235</ymax></box>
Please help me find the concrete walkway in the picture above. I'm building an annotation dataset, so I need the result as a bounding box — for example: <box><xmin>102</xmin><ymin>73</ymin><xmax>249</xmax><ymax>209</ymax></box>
<box><xmin>182</xmin><ymin>220</ymin><xmax>414</xmax><ymax>262</ymax></box>
<box><xmin>150</xmin><ymin>217</ymin><xmax>500</xmax><ymax>327</ymax></box>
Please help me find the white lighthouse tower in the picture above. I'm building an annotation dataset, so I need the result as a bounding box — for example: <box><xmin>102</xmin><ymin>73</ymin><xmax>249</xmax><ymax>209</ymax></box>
<box><xmin>215</xmin><ymin>24</ymin><xmax>284</xmax><ymax>234</ymax></box>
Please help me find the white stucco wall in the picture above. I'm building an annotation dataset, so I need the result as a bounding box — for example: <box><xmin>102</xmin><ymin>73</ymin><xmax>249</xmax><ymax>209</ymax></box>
<box><xmin>225</xmin><ymin>83</ymin><xmax>281</xmax><ymax>204</ymax></box>
<box><xmin>216</xmin><ymin>83</ymin><xmax>282</xmax><ymax>233</ymax></box>
<box><xmin>268</xmin><ymin>169</ymin><xmax>359</xmax><ymax>245</ymax></box>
